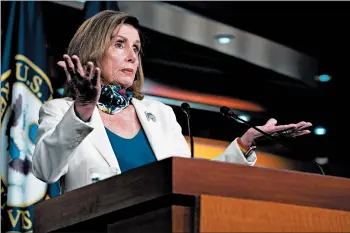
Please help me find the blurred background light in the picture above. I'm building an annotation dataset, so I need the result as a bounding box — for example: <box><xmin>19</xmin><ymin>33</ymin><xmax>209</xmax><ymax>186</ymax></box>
<box><xmin>314</xmin><ymin>126</ymin><xmax>326</xmax><ymax>135</ymax></box>
<box><xmin>216</xmin><ymin>35</ymin><xmax>233</xmax><ymax>44</ymax></box>
<box><xmin>57</xmin><ymin>88</ymin><xmax>65</xmax><ymax>96</ymax></box>
<box><xmin>315</xmin><ymin>157</ymin><xmax>329</xmax><ymax>165</ymax></box>
<box><xmin>236</xmin><ymin>114</ymin><xmax>250</xmax><ymax>123</ymax></box>
<box><xmin>316</xmin><ymin>74</ymin><xmax>331</xmax><ymax>82</ymax></box>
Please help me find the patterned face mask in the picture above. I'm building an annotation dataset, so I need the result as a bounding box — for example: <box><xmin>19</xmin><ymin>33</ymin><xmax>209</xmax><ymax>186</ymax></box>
<box><xmin>97</xmin><ymin>84</ymin><xmax>133</xmax><ymax>114</ymax></box>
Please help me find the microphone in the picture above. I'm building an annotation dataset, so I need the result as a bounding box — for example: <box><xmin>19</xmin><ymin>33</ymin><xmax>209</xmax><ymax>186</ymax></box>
<box><xmin>181</xmin><ymin>102</ymin><xmax>194</xmax><ymax>159</ymax></box>
<box><xmin>220</xmin><ymin>106</ymin><xmax>325</xmax><ymax>175</ymax></box>
<box><xmin>220</xmin><ymin>106</ymin><xmax>277</xmax><ymax>142</ymax></box>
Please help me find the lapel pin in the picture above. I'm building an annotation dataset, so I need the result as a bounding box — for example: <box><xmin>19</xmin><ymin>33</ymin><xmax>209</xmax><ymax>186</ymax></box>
<box><xmin>145</xmin><ymin>111</ymin><xmax>156</xmax><ymax>122</ymax></box>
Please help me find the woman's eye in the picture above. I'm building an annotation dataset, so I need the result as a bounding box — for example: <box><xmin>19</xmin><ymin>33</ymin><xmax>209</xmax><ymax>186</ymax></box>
<box><xmin>115</xmin><ymin>40</ymin><xmax>140</xmax><ymax>54</ymax></box>
<box><xmin>115</xmin><ymin>41</ymin><xmax>124</xmax><ymax>48</ymax></box>
<box><xmin>133</xmin><ymin>46</ymin><xmax>140</xmax><ymax>54</ymax></box>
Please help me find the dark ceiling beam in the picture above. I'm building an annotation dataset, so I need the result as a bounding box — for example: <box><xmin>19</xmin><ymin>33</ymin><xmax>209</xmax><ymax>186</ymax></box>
<box><xmin>118</xmin><ymin>1</ymin><xmax>318</xmax><ymax>88</ymax></box>
<box><xmin>51</xmin><ymin>1</ymin><xmax>319</xmax><ymax>87</ymax></box>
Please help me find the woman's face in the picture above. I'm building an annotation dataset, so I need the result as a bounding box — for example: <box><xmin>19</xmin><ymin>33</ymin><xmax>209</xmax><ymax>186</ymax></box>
<box><xmin>100</xmin><ymin>24</ymin><xmax>141</xmax><ymax>88</ymax></box>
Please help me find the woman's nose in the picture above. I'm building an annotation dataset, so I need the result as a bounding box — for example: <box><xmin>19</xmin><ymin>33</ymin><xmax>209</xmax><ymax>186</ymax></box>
<box><xmin>125</xmin><ymin>47</ymin><xmax>137</xmax><ymax>63</ymax></box>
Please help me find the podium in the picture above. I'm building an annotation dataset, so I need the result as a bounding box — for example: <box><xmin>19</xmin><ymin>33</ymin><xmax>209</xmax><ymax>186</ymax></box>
<box><xmin>34</xmin><ymin>157</ymin><xmax>350</xmax><ymax>232</ymax></box>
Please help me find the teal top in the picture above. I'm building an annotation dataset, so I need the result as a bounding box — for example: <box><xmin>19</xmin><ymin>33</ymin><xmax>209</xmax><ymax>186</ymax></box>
<box><xmin>105</xmin><ymin>127</ymin><xmax>157</xmax><ymax>173</ymax></box>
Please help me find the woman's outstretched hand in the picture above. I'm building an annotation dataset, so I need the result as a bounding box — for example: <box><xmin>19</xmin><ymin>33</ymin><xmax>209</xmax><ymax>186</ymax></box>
<box><xmin>57</xmin><ymin>54</ymin><xmax>102</xmax><ymax>121</ymax></box>
<box><xmin>240</xmin><ymin>118</ymin><xmax>312</xmax><ymax>148</ymax></box>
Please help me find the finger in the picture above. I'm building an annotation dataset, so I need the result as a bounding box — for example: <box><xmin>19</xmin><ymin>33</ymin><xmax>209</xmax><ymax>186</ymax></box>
<box><xmin>265</xmin><ymin>118</ymin><xmax>277</xmax><ymax>126</ymax></box>
<box><xmin>57</xmin><ymin>61</ymin><xmax>66</xmax><ymax>69</ymax></box>
<box><xmin>289</xmin><ymin>130</ymin><xmax>311</xmax><ymax>138</ymax></box>
<box><xmin>85</xmin><ymin>62</ymin><xmax>95</xmax><ymax>80</ymax></box>
<box><xmin>63</xmin><ymin>55</ymin><xmax>76</xmax><ymax>76</ymax></box>
<box><xmin>58</xmin><ymin>59</ymin><xmax>71</xmax><ymax>82</ymax></box>
<box><xmin>91</xmin><ymin>67</ymin><xmax>101</xmax><ymax>86</ymax></box>
<box><xmin>297</xmin><ymin>124</ymin><xmax>313</xmax><ymax>132</ymax></box>
<box><xmin>271</xmin><ymin>122</ymin><xmax>312</xmax><ymax>136</ymax></box>
<box><xmin>72</xmin><ymin>55</ymin><xmax>84</xmax><ymax>77</ymax></box>
<box><xmin>265</xmin><ymin>124</ymin><xmax>297</xmax><ymax>134</ymax></box>
<box><xmin>293</xmin><ymin>121</ymin><xmax>307</xmax><ymax>129</ymax></box>
<box><xmin>295</xmin><ymin>122</ymin><xmax>313</xmax><ymax>131</ymax></box>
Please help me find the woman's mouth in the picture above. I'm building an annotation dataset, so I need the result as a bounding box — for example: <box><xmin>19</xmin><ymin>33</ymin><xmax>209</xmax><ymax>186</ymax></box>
<box><xmin>121</xmin><ymin>68</ymin><xmax>134</xmax><ymax>74</ymax></box>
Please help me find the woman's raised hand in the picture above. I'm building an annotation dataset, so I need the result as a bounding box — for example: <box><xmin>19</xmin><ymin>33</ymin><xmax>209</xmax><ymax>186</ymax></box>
<box><xmin>58</xmin><ymin>54</ymin><xmax>101</xmax><ymax>106</ymax></box>
<box><xmin>57</xmin><ymin>54</ymin><xmax>102</xmax><ymax>121</ymax></box>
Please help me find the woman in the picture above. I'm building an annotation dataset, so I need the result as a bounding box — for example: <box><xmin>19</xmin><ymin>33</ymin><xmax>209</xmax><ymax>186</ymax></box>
<box><xmin>32</xmin><ymin>10</ymin><xmax>312</xmax><ymax>193</ymax></box>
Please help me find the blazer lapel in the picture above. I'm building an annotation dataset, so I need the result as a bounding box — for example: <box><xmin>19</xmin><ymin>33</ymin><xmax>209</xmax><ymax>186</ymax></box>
<box><xmin>87</xmin><ymin>107</ymin><xmax>120</xmax><ymax>171</ymax></box>
<box><xmin>132</xmin><ymin>98</ymin><xmax>166</xmax><ymax>161</ymax></box>
<box><xmin>87</xmin><ymin>99</ymin><xmax>167</xmax><ymax>168</ymax></box>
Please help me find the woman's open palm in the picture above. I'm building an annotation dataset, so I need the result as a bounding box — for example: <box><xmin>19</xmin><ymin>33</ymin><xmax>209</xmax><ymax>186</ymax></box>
<box><xmin>57</xmin><ymin>54</ymin><xmax>101</xmax><ymax>106</ymax></box>
<box><xmin>251</xmin><ymin>118</ymin><xmax>312</xmax><ymax>139</ymax></box>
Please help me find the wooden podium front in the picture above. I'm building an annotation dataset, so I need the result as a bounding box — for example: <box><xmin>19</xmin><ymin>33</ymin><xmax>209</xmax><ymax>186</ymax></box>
<box><xmin>33</xmin><ymin>157</ymin><xmax>350</xmax><ymax>232</ymax></box>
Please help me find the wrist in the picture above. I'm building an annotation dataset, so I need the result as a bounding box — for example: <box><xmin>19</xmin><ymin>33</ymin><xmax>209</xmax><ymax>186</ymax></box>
<box><xmin>74</xmin><ymin>102</ymin><xmax>95</xmax><ymax>122</ymax></box>
<box><xmin>240</xmin><ymin>130</ymin><xmax>255</xmax><ymax>148</ymax></box>
<box><xmin>237</xmin><ymin>137</ymin><xmax>256</xmax><ymax>158</ymax></box>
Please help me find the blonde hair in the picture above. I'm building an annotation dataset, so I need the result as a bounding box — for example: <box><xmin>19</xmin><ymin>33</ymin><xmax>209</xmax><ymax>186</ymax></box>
<box><xmin>66</xmin><ymin>10</ymin><xmax>144</xmax><ymax>100</ymax></box>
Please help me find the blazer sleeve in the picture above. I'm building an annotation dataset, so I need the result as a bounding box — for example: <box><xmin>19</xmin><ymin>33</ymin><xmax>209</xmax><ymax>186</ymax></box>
<box><xmin>167</xmin><ymin>106</ymin><xmax>257</xmax><ymax>165</ymax></box>
<box><xmin>212</xmin><ymin>139</ymin><xmax>257</xmax><ymax>166</ymax></box>
<box><xmin>32</xmin><ymin>99</ymin><xmax>95</xmax><ymax>183</ymax></box>
<box><xmin>166</xmin><ymin>105</ymin><xmax>191</xmax><ymax>158</ymax></box>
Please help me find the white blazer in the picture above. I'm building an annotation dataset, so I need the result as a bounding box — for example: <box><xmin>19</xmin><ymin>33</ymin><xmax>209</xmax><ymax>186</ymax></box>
<box><xmin>32</xmin><ymin>97</ymin><xmax>257</xmax><ymax>193</ymax></box>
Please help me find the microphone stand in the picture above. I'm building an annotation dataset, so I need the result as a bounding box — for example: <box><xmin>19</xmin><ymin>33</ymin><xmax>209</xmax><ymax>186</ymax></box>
<box><xmin>181</xmin><ymin>103</ymin><xmax>194</xmax><ymax>159</ymax></box>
